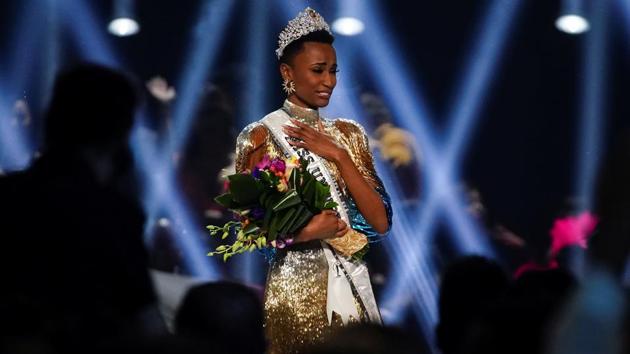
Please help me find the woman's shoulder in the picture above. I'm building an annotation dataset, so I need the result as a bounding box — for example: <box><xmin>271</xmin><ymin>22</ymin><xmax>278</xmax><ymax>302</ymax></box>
<box><xmin>331</xmin><ymin>118</ymin><xmax>369</xmax><ymax>138</ymax></box>
<box><xmin>237</xmin><ymin>108</ymin><xmax>287</xmax><ymax>140</ymax></box>
<box><xmin>237</xmin><ymin>120</ymin><xmax>271</xmax><ymax>139</ymax></box>
<box><xmin>236</xmin><ymin>121</ymin><xmax>269</xmax><ymax>151</ymax></box>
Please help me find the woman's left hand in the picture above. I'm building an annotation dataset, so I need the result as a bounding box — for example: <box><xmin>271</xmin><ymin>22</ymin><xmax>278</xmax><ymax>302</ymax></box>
<box><xmin>283</xmin><ymin>118</ymin><xmax>346</xmax><ymax>162</ymax></box>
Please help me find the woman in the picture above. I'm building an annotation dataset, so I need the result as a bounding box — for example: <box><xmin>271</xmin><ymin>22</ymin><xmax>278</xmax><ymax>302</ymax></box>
<box><xmin>235</xmin><ymin>8</ymin><xmax>392</xmax><ymax>353</ymax></box>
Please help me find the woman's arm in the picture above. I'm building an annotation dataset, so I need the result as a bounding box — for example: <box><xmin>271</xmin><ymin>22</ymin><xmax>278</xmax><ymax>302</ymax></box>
<box><xmin>331</xmin><ymin>149</ymin><xmax>389</xmax><ymax>234</ymax></box>
<box><xmin>236</xmin><ymin>123</ymin><xmax>348</xmax><ymax>243</ymax></box>
<box><xmin>284</xmin><ymin>119</ymin><xmax>389</xmax><ymax>234</ymax></box>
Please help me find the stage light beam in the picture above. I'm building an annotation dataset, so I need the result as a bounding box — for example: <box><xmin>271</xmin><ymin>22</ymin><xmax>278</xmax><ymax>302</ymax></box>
<box><xmin>108</xmin><ymin>0</ymin><xmax>140</xmax><ymax>37</ymax></box>
<box><xmin>108</xmin><ymin>18</ymin><xmax>140</xmax><ymax>37</ymax></box>
<box><xmin>332</xmin><ymin>17</ymin><xmax>365</xmax><ymax>36</ymax></box>
<box><xmin>556</xmin><ymin>14</ymin><xmax>590</xmax><ymax>34</ymax></box>
<box><xmin>575</xmin><ymin>0</ymin><xmax>610</xmax><ymax>209</ymax></box>
<box><xmin>556</xmin><ymin>0</ymin><xmax>591</xmax><ymax>34</ymax></box>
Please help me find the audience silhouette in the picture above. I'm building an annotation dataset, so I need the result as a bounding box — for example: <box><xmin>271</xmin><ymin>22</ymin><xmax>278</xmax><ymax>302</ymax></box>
<box><xmin>0</xmin><ymin>64</ymin><xmax>157</xmax><ymax>353</ymax></box>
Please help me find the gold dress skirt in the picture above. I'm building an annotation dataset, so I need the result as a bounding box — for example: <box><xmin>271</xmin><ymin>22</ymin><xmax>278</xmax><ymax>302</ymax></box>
<box><xmin>264</xmin><ymin>241</ymin><xmax>364</xmax><ymax>354</ymax></box>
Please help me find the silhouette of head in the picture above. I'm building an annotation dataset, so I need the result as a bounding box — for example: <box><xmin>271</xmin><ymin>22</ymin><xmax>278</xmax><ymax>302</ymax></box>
<box><xmin>43</xmin><ymin>63</ymin><xmax>139</xmax><ymax>153</ymax></box>
<box><xmin>175</xmin><ymin>281</ymin><xmax>265</xmax><ymax>354</ymax></box>
<box><xmin>436</xmin><ymin>256</ymin><xmax>510</xmax><ymax>354</ymax></box>
<box><xmin>306</xmin><ymin>323</ymin><xmax>427</xmax><ymax>354</ymax></box>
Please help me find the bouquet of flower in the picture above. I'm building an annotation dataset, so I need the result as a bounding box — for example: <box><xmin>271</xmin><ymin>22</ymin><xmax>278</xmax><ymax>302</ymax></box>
<box><xmin>207</xmin><ymin>155</ymin><xmax>337</xmax><ymax>261</ymax></box>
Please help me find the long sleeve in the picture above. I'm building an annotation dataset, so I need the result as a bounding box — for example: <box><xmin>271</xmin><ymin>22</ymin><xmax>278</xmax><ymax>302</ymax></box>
<box><xmin>334</xmin><ymin>119</ymin><xmax>393</xmax><ymax>240</ymax></box>
<box><xmin>235</xmin><ymin>123</ymin><xmax>270</xmax><ymax>174</ymax></box>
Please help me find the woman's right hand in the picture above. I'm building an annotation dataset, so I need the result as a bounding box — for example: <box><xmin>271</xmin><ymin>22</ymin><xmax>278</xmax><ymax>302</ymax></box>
<box><xmin>295</xmin><ymin>210</ymin><xmax>349</xmax><ymax>242</ymax></box>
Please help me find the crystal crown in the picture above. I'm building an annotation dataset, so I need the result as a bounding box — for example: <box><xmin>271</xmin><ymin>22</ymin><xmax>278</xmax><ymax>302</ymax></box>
<box><xmin>276</xmin><ymin>7</ymin><xmax>332</xmax><ymax>59</ymax></box>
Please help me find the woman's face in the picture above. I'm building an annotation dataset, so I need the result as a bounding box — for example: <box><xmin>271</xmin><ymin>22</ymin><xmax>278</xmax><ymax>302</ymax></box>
<box><xmin>281</xmin><ymin>42</ymin><xmax>338</xmax><ymax>109</ymax></box>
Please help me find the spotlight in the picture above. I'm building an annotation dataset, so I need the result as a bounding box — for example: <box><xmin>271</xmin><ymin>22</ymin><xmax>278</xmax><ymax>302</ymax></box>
<box><xmin>555</xmin><ymin>14</ymin><xmax>590</xmax><ymax>34</ymax></box>
<box><xmin>158</xmin><ymin>217</ymin><xmax>171</xmax><ymax>228</ymax></box>
<box><xmin>108</xmin><ymin>0</ymin><xmax>140</xmax><ymax>37</ymax></box>
<box><xmin>108</xmin><ymin>18</ymin><xmax>139</xmax><ymax>37</ymax></box>
<box><xmin>332</xmin><ymin>17</ymin><xmax>365</xmax><ymax>36</ymax></box>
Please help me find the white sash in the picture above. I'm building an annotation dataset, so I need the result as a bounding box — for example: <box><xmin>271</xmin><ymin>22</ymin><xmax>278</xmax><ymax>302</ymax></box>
<box><xmin>262</xmin><ymin>109</ymin><xmax>382</xmax><ymax>325</ymax></box>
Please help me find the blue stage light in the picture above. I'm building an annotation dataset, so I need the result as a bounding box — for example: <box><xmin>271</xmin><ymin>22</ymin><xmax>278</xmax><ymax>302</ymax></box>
<box><xmin>556</xmin><ymin>14</ymin><xmax>591</xmax><ymax>34</ymax></box>
<box><xmin>135</xmin><ymin>0</ymin><xmax>235</xmax><ymax>278</ymax></box>
<box><xmin>619</xmin><ymin>0</ymin><xmax>630</xmax><ymax>40</ymax></box>
<box><xmin>3</xmin><ymin>0</ymin><xmax>40</xmax><ymax>95</ymax></box>
<box><xmin>441</xmin><ymin>0</ymin><xmax>523</xmax><ymax>174</ymax></box>
<box><xmin>60</xmin><ymin>0</ymin><xmax>121</xmax><ymax>67</ymax></box>
<box><xmin>131</xmin><ymin>124</ymin><xmax>222</xmax><ymax>279</ymax></box>
<box><xmin>0</xmin><ymin>0</ymin><xmax>40</xmax><ymax>171</ymax></box>
<box><xmin>575</xmin><ymin>1</ymin><xmax>610</xmax><ymax>209</ymax></box>
<box><xmin>60</xmin><ymin>0</ymin><xmax>222</xmax><ymax>278</ymax></box>
<box><xmin>357</xmin><ymin>0</ymin><xmax>522</xmax><ymax>327</ymax></box>
<box><xmin>332</xmin><ymin>0</ymin><xmax>365</xmax><ymax>36</ymax></box>
<box><xmin>235</xmin><ymin>0</ymin><xmax>272</xmax><ymax>284</ymax></box>
<box><xmin>166</xmin><ymin>0</ymin><xmax>236</xmax><ymax>161</ymax></box>
<box><xmin>332</xmin><ymin>17</ymin><xmax>365</xmax><ymax>36</ymax></box>
<box><xmin>108</xmin><ymin>0</ymin><xmax>140</xmax><ymax>37</ymax></box>
<box><xmin>556</xmin><ymin>0</ymin><xmax>591</xmax><ymax>35</ymax></box>
<box><xmin>0</xmin><ymin>92</ymin><xmax>31</xmax><ymax>170</ymax></box>
<box><xmin>108</xmin><ymin>18</ymin><xmax>140</xmax><ymax>37</ymax></box>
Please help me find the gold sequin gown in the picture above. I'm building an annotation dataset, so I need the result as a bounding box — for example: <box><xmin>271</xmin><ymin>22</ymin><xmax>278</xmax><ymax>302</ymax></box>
<box><xmin>235</xmin><ymin>100</ymin><xmax>392</xmax><ymax>354</ymax></box>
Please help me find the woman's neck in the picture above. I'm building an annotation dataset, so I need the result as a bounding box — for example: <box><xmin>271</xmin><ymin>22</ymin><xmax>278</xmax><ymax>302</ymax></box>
<box><xmin>283</xmin><ymin>99</ymin><xmax>320</xmax><ymax>127</ymax></box>
<box><xmin>287</xmin><ymin>95</ymin><xmax>318</xmax><ymax>111</ymax></box>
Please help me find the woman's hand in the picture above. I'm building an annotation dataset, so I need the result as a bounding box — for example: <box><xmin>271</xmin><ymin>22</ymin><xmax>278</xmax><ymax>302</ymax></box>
<box><xmin>283</xmin><ymin>119</ymin><xmax>347</xmax><ymax>163</ymax></box>
<box><xmin>295</xmin><ymin>210</ymin><xmax>349</xmax><ymax>242</ymax></box>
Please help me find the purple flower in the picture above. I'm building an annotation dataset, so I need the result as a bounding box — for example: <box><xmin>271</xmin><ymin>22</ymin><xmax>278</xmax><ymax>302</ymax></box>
<box><xmin>251</xmin><ymin>206</ymin><xmax>265</xmax><ymax>220</ymax></box>
<box><xmin>270</xmin><ymin>159</ymin><xmax>286</xmax><ymax>173</ymax></box>
<box><xmin>255</xmin><ymin>155</ymin><xmax>272</xmax><ymax>170</ymax></box>
<box><xmin>252</xmin><ymin>168</ymin><xmax>261</xmax><ymax>179</ymax></box>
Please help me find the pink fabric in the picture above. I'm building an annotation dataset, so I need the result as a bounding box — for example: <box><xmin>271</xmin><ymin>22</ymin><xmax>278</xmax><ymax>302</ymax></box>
<box><xmin>514</xmin><ymin>260</ymin><xmax>559</xmax><ymax>279</ymax></box>
<box><xmin>549</xmin><ymin>211</ymin><xmax>598</xmax><ymax>258</ymax></box>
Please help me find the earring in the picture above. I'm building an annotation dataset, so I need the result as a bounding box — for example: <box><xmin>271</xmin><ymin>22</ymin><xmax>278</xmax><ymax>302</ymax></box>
<box><xmin>282</xmin><ymin>79</ymin><xmax>296</xmax><ymax>96</ymax></box>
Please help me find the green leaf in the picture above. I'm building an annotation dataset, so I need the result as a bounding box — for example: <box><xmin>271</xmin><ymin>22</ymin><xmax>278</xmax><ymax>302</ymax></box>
<box><xmin>272</xmin><ymin>190</ymin><xmax>301</xmax><ymax>212</ymax></box>
<box><xmin>264</xmin><ymin>193</ymin><xmax>282</xmax><ymax>210</ymax></box>
<box><xmin>351</xmin><ymin>243</ymin><xmax>370</xmax><ymax>261</ymax></box>
<box><xmin>268</xmin><ymin>219</ymin><xmax>279</xmax><ymax>241</ymax></box>
<box><xmin>282</xmin><ymin>205</ymin><xmax>304</xmax><ymax>233</ymax></box>
<box><xmin>302</xmin><ymin>178</ymin><xmax>316</xmax><ymax>206</ymax></box>
<box><xmin>243</xmin><ymin>222</ymin><xmax>260</xmax><ymax>234</ymax></box>
<box><xmin>276</xmin><ymin>208</ymin><xmax>296</xmax><ymax>234</ymax></box>
<box><xmin>314</xmin><ymin>185</ymin><xmax>322</xmax><ymax>210</ymax></box>
<box><xmin>228</xmin><ymin>174</ymin><xmax>263</xmax><ymax>205</ymax></box>
<box><xmin>263</xmin><ymin>208</ymin><xmax>273</xmax><ymax>230</ymax></box>
<box><xmin>259</xmin><ymin>191</ymin><xmax>269</xmax><ymax>206</ymax></box>
<box><xmin>214</xmin><ymin>193</ymin><xmax>236</xmax><ymax>208</ymax></box>
<box><xmin>288</xmin><ymin>168</ymin><xmax>300</xmax><ymax>189</ymax></box>
<box><xmin>323</xmin><ymin>200</ymin><xmax>338</xmax><ymax>209</ymax></box>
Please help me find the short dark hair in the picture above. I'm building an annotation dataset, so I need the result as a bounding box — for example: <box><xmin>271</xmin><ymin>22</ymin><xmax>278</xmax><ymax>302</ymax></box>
<box><xmin>175</xmin><ymin>281</ymin><xmax>265</xmax><ymax>353</ymax></box>
<box><xmin>44</xmin><ymin>63</ymin><xmax>139</xmax><ymax>152</ymax></box>
<box><xmin>279</xmin><ymin>30</ymin><xmax>335</xmax><ymax>65</ymax></box>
